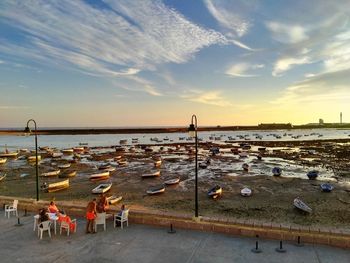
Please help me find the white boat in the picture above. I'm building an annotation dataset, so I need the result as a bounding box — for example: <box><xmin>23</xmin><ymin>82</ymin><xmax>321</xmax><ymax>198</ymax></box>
<box><xmin>0</xmin><ymin>158</ymin><xmax>7</xmax><ymax>164</ymax></box>
<box><xmin>241</xmin><ymin>187</ymin><xmax>252</xmax><ymax>197</ymax></box>
<box><xmin>28</xmin><ymin>155</ymin><xmax>41</xmax><ymax>162</ymax></box>
<box><xmin>293</xmin><ymin>197</ymin><xmax>312</xmax><ymax>213</ymax></box>
<box><xmin>106</xmin><ymin>195</ymin><xmax>123</xmax><ymax>205</ymax></box>
<box><xmin>42</xmin><ymin>179</ymin><xmax>69</xmax><ymax>193</ymax></box>
<box><xmin>146</xmin><ymin>185</ymin><xmax>165</xmax><ymax>195</ymax></box>
<box><xmin>92</xmin><ymin>183</ymin><xmax>112</xmax><ymax>194</ymax></box>
<box><xmin>142</xmin><ymin>171</ymin><xmax>161</xmax><ymax>178</ymax></box>
<box><xmin>51</xmin><ymin>152</ymin><xmax>63</xmax><ymax>158</ymax></box>
<box><xmin>58</xmin><ymin>163</ymin><xmax>71</xmax><ymax>169</ymax></box>
<box><xmin>0</xmin><ymin>174</ymin><xmax>6</xmax><ymax>182</ymax></box>
<box><xmin>164</xmin><ymin>178</ymin><xmax>180</xmax><ymax>185</ymax></box>
<box><xmin>89</xmin><ymin>171</ymin><xmax>110</xmax><ymax>181</ymax></box>
<box><xmin>41</xmin><ymin>169</ymin><xmax>61</xmax><ymax>177</ymax></box>
<box><xmin>0</xmin><ymin>152</ymin><xmax>18</xmax><ymax>158</ymax></box>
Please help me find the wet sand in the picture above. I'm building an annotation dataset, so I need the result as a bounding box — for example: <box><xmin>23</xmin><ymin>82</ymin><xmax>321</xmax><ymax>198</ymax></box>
<box><xmin>1</xmin><ymin>139</ymin><xmax>350</xmax><ymax>228</ymax></box>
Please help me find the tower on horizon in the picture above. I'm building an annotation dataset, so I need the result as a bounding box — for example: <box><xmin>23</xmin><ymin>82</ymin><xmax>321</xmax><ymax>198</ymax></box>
<box><xmin>340</xmin><ymin>112</ymin><xmax>342</xmax><ymax>124</ymax></box>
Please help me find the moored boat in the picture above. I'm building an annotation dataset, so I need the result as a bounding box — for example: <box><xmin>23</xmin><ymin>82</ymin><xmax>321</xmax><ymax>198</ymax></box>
<box><xmin>89</xmin><ymin>171</ymin><xmax>110</xmax><ymax>181</ymax></box>
<box><xmin>0</xmin><ymin>158</ymin><xmax>7</xmax><ymax>164</ymax></box>
<box><xmin>142</xmin><ymin>171</ymin><xmax>161</xmax><ymax>178</ymax></box>
<box><xmin>239</xmin><ymin>151</ymin><xmax>249</xmax><ymax>158</ymax></box>
<box><xmin>58</xmin><ymin>163</ymin><xmax>71</xmax><ymax>169</ymax></box>
<box><xmin>207</xmin><ymin>185</ymin><xmax>222</xmax><ymax>199</ymax></box>
<box><xmin>242</xmin><ymin>163</ymin><xmax>249</xmax><ymax>171</ymax></box>
<box><xmin>92</xmin><ymin>183</ymin><xmax>112</xmax><ymax>194</ymax></box>
<box><xmin>164</xmin><ymin>178</ymin><xmax>180</xmax><ymax>185</ymax></box>
<box><xmin>62</xmin><ymin>148</ymin><xmax>74</xmax><ymax>154</ymax></box>
<box><xmin>0</xmin><ymin>173</ymin><xmax>6</xmax><ymax>182</ymax></box>
<box><xmin>241</xmin><ymin>187</ymin><xmax>252</xmax><ymax>197</ymax></box>
<box><xmin>154</xmin><ymin>160</ymin><xmax>162</xmax><ymax>167</ymax></box>
<box><xmin>320</xmin><ymin>183</ymin><xmax>334</xmax><ymax>192</ymax></box>
<box><xmin>41</xmin><ymin>169</ymin><xmax>61</xmax><ymax>177</ymax></box>
<box><xmin>272</xmin><ymin>167</ymin><xmax>282</xmax><ymax>176</ymax></box>
<box><xmin>106</xmin><ymin>195</ymin><xmax>123</xmax><ymax>205</ymax></box>
<box><xmin>293</xmin><ymin>197</ymin><xmax>312</xmax><ymax>213</ymax></box>
<box><xmin>42</xmin><ymin>179</ymin><xmax>69</xmax><ymax>193</ymax></box>
<box><xmin>28</xmin><ymin>155</ymin><xmax>41</xmax><ymax>162</ymax></box>
<box><xmin>0</xmin><ymin>152</ymin><xmax>18</xmax><ymax>158</ymax></box>
<box><xmin>59</xmin><ymin>170</ymin><xmax>77</xmax><ymax>178</ymax></box>
<box><xmin>307</xmin><ymin>170</ymin><xmax>319</xmax><ymax>180</ymax></box>
<box><xmin>146</xmin><ymin>185</ymin><xmax>165</xmax><ymax>195</ymax></box>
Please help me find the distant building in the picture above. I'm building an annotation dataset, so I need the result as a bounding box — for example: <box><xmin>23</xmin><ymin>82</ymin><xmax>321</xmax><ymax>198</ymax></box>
<box><xmin>258</xmin><ymin>123</ymin><xmax>293</xmax><ymax>129</ymax></box>
<box><xmin>340</xmin><ymin>112</ymin><xmax>342</xmax><ymax>124</ymax></box>
<box><xmin>319</xmin><ymin>119</ymin><xmax>324</xmax><ymax>125</ymax></box>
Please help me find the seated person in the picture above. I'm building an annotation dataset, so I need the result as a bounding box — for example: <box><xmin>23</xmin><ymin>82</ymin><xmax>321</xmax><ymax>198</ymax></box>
<box><xmin>38</xmin><ymin>208</ymin><xmax>49</xmax><ymax>228</ymax></box>
<box><xmin>117</xmin><ymin>204</ymin><xmax>126</xmax><ymax>217</ymax></box>
<box><xmin>58</xmin><ymin>211</ymin><xmax>76</xmax><ymax>232</ymax></box>
<box><xmin>48</xmin><ymin>201</ymin><xmax>59</xmax><ymax>213</ymax></box>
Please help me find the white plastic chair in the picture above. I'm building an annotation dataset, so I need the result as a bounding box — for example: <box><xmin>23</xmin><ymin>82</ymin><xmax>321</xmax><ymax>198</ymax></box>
<box><xmin>33</xmin><ymin>214</ymin><xmax>40</xmax><ymax>231</ymax></box>
<box><xmin>38</xmin><ymin>221</ymin><xmax>51</xmax><ymax>239</ymax></box>
<box><xmin>114</xmin><ymin>209</ymin><xmax>129</xmax><ymax>229</ymax></box>
<box><xmin>4</xmin><ymin>200</ymin><xmax>18</xmax><ymax>218</ymax></box>
<box><xmin>94</xmin><ymin>212</ymin><xmax>106</xmax><ymax>232</ymax></box>
<box><xmin>60</xmin><ymin>218</ymin><xmax>77</xmax><ymax>236</ymax></box>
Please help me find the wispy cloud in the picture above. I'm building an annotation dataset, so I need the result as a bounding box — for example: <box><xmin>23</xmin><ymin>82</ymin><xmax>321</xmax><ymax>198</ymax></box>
<box><xmin>0</xmin><ymin>0</ymin><xmax>228</xmax><ymax>78</ymax></box>
<box><xmin>181</xmin><ymin>90</ymin><xmax>231</xmax><ymax>107</ymax></box>
<box><xmin>266</xmin><ymin>21</ymin><xmax>308</xmax><ymax>44</ymax></box>
<box><xmin>272</xmin><ymin>56</ymin><xmax>310</xmax><ymax>76</ymax></box>
<box><xmin>0</xmin><ymin>105</ymin><xmax>29</xmax><ymax>109</ymax></box>
<box><xmin>225</xmin><ymin>62</ymin><xmax>264</xmax><ymax>77</ymax></box>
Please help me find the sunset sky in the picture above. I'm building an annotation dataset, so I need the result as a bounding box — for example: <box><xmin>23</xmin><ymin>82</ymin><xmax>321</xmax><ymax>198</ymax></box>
<box><xmin>1</xmin><ymin>0</ymin><xmax>349</xmax><ymax>128</ymax></box>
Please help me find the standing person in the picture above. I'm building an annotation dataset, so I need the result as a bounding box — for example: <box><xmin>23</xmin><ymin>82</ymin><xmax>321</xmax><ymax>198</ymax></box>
<box><xmin>86</xmin><ymin>198</ymin><xmax>97</xmax><ymax>234</ymax></box>
<box><xmin>97</xmin><ymin>193</ymin><xmax>109</xmax><ymax>213</ymax></box>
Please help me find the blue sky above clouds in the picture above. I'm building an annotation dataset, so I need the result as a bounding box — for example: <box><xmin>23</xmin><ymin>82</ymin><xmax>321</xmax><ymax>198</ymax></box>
<box><xmin>0</xmin><ymin>0</ymin><xmax>349</xmax><ymax>127</ymax></box>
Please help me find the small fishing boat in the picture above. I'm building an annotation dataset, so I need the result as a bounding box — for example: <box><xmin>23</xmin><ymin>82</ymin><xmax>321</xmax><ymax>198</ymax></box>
<box><xmin>258</xmin><ymin>147</ymin><xmax>266</xmax><ymax>151</ymax></box>
<box><xmin>154</xmin><ymin>160</ymin><xmax>162</xmax><ymax>167</ymax></box>
<box><xmin>239</xmin><ymin>151</ymin><xmax>249</xmax><ymax>158</ymax></box>
<box><xmin>99</xmin><ymin>164</ymin><xmax>112</xmax><ymax>170</ymax></box>
<box><xmin>120</xmin><ymin>139</ymin><xmax>128</xmax><ymax>145</ymax></box>
<box><xmin>242</xmin><ymin>163</ymin><xmax>249</xmax><ymax>171</ymax></box>
<box><xmin>0</xmin><ymin>152</ymin><xmax>18</xmax><ymax>158</ymax></box>
<box><xmin>92</xmin><ymin>183</ymin><xmax>112</xmax><ymax>194</ymax></box>
<box><xmin>164</xmin><ymin>178</ymin><xmax>180</xmax><ymax>185</ymax></box>
<box><xmin>241</xmin><ymin>187</ymin><xmax>252</xmax><ymax>197</ymax></box>
<box><xmin>89</xmin><ymin>171</ymin><xmax>110</xmax><ymax>181</ymax></box>
<box><xmin>73</xmin><ymin>147</ymin><xmax>85</xmax><ymax>152</ymax></box>
<box><xmin>199</xmin><ymin>162</ymin><xmax>207</xmax><ymax>169</ymax></box>
<box><xmin>20</xmin><ymin>173</ymin><xmax>29</xmax><ymax>178</ymax></box>
<box><xmin>20</xmin><ymin>148</ymin><xmax>29</xmax><ymax>153</ymax></box>
<box><xmin>118</xmin><ymin>160</ymin><xmax>128</xmax><ymax>166</ymax></box>
<box><xmin>58</xmin><ymin>163</ymin><xmax>71</xmax><ymax>169</ymax></box>
<box><xmin>0</xmin><ymin>173</ymin><xmax>6</xmax><ymax>182</ymax></box>
<box><xmin>207</xmin><ymin>185</ymin><xmax>222</xmax><ymax>199</ymax></box>
<box><xmin>272</xmin><ymin>167</ymin><xmax>282</xmax><ymax>176</ymax></box>
<box><xmin>142</xmin><ymin>171</ymin><xmax>161</xmax><ymax>178</ymax></box>
<box><xmin>51</xmin><ymin>152</ymin><xmax>63</xmax><ymax>158</ymax></box>
<box><xmin>293</xmin><ymin>197</ymin><xmax>312</xmax><ymax>213</ymax></box>
<box><xmin>62</xmin><ymin>148</ymin><xmax>74</xmax><ymax>154</ymax></box>
<box><xmin>307</xmin><ymin>170</ymin><xmax>319</xmax><ymax>180</ymax></box>
<box><xmin>106</xmin><ymin>195</ymin><xmax>123</xmax><ymax>205</ymax></box>
<box><xmin>0</xmin><ymin>158</ymin><xmax>7</xmax><ymax>164</ymax></box>
<box><xmin>42</xmin><ymin>179</ymin><xmax>69</xmax><ymax>193</ymax></box>
<box><xmin>59</xmin><ymin>170</ymin><xmax>77</xmax><ymax>178</ymax></box>
<box><xmin>146</xmin><ymin>185</ymin><xmax>165</xmax><ymax>195</ymax></box>
<box><xmin>41</xmin><ymin>169</ymin><xmax>61</xmax><ymax>177</ymax></box>
<box><xmin>28</xmin><ymin>155</ymin><xmax>41</xmax><ymax>162</ymax></box>
<box><xmin>114</xmin><ymin>155</ymin><xmax>122</xmax><ymax>160</ymax></box>
<box><xmin>320</xmin><ymin>183</ymin><xmax>334</xmax><ymax>192</ymax></box>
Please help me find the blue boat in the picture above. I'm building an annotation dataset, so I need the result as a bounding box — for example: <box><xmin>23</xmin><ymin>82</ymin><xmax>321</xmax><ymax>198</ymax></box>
<box><xmin>320</xmin><ymin>183</ymin><xmax>334</xmax><ymax>192</ymax></box>
<box><xmin>307</xmin><ymin>170</ymin><xmax>319</xmax><ymax>180</ymax></box>
<box><xmin>207</xmin><ymin>185</ymin><xmax>222</xmax><ymax>199</ymax></box>
<box><xmin>272</xmin><ymin>167</ymin><xmax>282</xmax><ymax>176</ymax></box>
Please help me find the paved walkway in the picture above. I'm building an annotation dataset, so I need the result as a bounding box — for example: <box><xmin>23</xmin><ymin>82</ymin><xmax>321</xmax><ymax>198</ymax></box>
<box><xmin>0</xmin><ymin>211</ymin><xmax>349</xmax><ymax>263</ymax></box>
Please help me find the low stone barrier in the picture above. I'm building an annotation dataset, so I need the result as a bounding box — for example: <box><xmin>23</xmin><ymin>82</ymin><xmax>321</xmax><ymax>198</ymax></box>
<box><xmin>1</xmin><ymin>196</ymin><xmax>349</xmax><ymax>249</ymax></box>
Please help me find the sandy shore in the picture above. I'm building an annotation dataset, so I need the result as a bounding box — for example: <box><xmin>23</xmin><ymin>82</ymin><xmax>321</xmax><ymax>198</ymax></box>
<box><xmin>1</xmin><ymin>139</ymin><xmax>350</xmax><ymax>228</ymax></box>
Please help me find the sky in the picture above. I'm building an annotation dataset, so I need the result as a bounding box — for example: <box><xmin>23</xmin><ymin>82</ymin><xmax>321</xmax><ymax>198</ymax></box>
<box><xmin>0</xmin><ymin>0</ymin><xmax>350</xmax><ymax>128</ymax></box>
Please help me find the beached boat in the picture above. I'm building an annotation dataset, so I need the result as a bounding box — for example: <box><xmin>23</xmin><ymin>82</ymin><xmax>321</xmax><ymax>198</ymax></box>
<box><xmin>114</xmin><ymin>155</ymin><xmax>122</xmax><ymax>160</ymax></box>
<box><xmin>164</xmin><ymin>178</ymin><xmax>180</xmax><ymax>185</ymax></box>
<box><xmin>146</xmin><ymin>185</ymin><xmax>165</xmax><ymax>195</ymax></box>
<box><xmin>51</xmin><ymin>152</ymin><xmax>63</xmax><ymax>158</ymax></box>
<box><xmin>142</xmin><ymin>171</ymin><xmax>161</xmax><ymax>178</ymax></box>
<box><xmin>62</xmin><ymin>148</ymin><xmax>74</xmax><ymax>154</ymax></box>
<box><xmin>0</xmin><ymin>158</ymin><xmax>7</xmax><ymax>164</ymax></box>
<box><xmin>320</xmin><ymin>183</ymin><xmax>334</xmax><ymax>192</ymax></box>
<box><xmin>42</xmin><ymin>179</ymin><xmax>69</xmax><ymax>193</ymax></box>
<box><xmin>73</xmin><ymin>147</ymin><xmax>85</xmax><ymax>152</ymax></box>
<box><xmin>98</xmin><ymin>164</ymin><xmax>112</xmax><ymax>170</ymax></box>
<box><xmin>59</xmin><ymin>170</ymin><xmax>77</xmax><ymax>178</ymax></box>
<box><xmin>0</xmin><ymin>174</ymin><xmax>6</xmax><ymax>182</ymax></box>
<box><xmin>118</xmin><ymin>160</ymin><xmax>128</xmax><ymax>166</ymax></box>
<box><xmin>28</xmin><ymin>155</ymin><xmax>41</xmax><ymax>162</ymax></box>
<box><xmin>89</xmin><ymin>171</ymin><xmax>110</xmax><ymax>181</ymax></box>
<box><xmin>106</xmin><ymin>195</ymin><xmax>123</xmax><ymax>205</ymax></box>
<box><xmin>154</xmin><ymin>160</ymin><xmax>162</xmax><ymax>167</ymax></box>
<box><xmin>92</xmin><ymin>183</ymin><xmax>112</xmax><ymax>194</ymax></box>
<box><xmin>120</xmin><ymin>139</ymin><xmax>128</xmax><ymax>145</ymax></box>
<box><xmin>58</xmin><ymin>163</ymin><xmax>71</xmax><ymax>169</ymax></box>
<box><xmin>20</xmin><ymin>148</ymin><xmax>29</xmax><ymax>153</ymax></box>
<box><xmin>242</xmin><ymin>163</ymin><xmax>249</xmax><ymax>171</ymax></box>
<box><xmin>199</xmin><ymin>162</ymin><xmax>208</xmax><ymax>169</ymax></box>
<box><xmin>241</xmin><ymin>187</ymin><xmax>252</xmax><ymax>197</ymax></box>
<box><xmin>272</xmin><ymin>167</ymin><xmax>282</xmax><ymax>176</ymax></box>
<box><xmin>41</xmin><ymin>169</ymin><xmax>61</xmax><ymax>177</ymax></box>
<box><xmin>207</xmin><ymin>185</ymin><xmax>222</xmax><ymax>199</ymax></box>
<box><xmin>307</xmin><ymin>170</ymin><xmax>319</xmax><ymax>180</ymax></box>
<box><xmin>239</xmin><ymin>151</ymin><xmax>249</xmax><ymax>158</ymax></box>
<box><xmin>293</xmin><ymin>197</ymin><xmax>312</xmax><ymax>213</ymax></box>
<box><xmin>0</xmin><ymin>152</ymin><xmax>18</xmax><ymax>158</ymax></box>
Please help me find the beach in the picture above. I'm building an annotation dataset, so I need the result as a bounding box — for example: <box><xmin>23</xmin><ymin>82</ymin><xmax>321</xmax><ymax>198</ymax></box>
<box><xmin>1</xmin><ymin>131</ymin><xmax>350</xmax><ymax>229</ymax></box>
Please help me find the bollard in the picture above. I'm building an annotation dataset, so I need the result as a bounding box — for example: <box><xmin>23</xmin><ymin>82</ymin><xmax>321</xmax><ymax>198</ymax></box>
<box><xmin>275</xmin><ymin>240</ymin><xmax>286</xmax><ymax>253</ymax></box>
<box><xmin>251</xmin><ymin>235</ymin><xmax>262</xmax><ymax>253</ymax></box>
<box><xmin>167</xmin><ymin>223</ymin><xmax>176</xmax><ymax>234</ymax></box>
<box><xmin>15</xmin><ymin>217</ymin><xmax>23</xmax><ymax>227</ymax></box>
<box><xmin>295</xmin><ymin>236</ymin><xmax>304</xmax><ymax>247</ymax></box>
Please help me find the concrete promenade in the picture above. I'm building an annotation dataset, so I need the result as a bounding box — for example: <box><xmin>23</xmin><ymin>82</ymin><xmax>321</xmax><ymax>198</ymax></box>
<box><xmin>0</xmin><ymin>209</ymin><xmax>349</xmax><ymax>263</ymax></box>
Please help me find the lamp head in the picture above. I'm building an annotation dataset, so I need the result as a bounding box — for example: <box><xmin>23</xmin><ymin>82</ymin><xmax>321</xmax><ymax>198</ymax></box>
<box><xmin>24</xmin><ymin>126</ymin><xmax>31</xmax><ymax>133</ymax></box>
<box><xmin>188</xmin><ymin>123</ymin><xmax>196</xmax><ymax>138</ymax></box>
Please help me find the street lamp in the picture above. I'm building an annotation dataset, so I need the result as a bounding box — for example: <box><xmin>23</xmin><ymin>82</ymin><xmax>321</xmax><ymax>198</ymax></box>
<box><xmin>188</xmin><ymin>114</ymin><xmax>198</xmax><ymax>218</ymax></box>
<box><xmin>24</xmin><ymin>119</ymin><xmax>39</xmax><ymax>201</ymax></box>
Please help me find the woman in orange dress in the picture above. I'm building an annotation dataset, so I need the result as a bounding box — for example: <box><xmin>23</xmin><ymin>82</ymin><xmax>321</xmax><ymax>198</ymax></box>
<box><xmin>86</xmin><ymin>198</ymin><xmax>97</xmax><ymax>233</ymax></box>
<box><xmin>48</xmin><ymin>201</ymin><xmax>59</xmax><ymax>214</ymax></box>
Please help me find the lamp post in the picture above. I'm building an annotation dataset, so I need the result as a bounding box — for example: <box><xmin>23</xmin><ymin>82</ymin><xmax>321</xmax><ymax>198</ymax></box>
<box><xmin>188</xmin><ymin>114</ymin><xmax>198</xmax><ymax>217</ymax></box>
<box><xmin>24</xmin><ymin>119</ymin><xmax>39</xmax><ymax>201</ymax></box>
